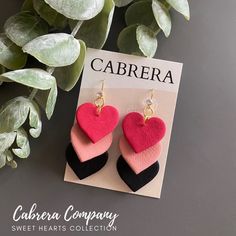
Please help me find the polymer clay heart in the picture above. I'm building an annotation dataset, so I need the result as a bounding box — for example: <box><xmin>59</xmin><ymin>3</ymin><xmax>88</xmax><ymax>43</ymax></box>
<box><xmin>117</xmin><ymin>156</ymin><xmax>159</xmax><ymax>192</ymax></box>
<box><xmin>71</xmin><ymin>124</ymin><xmax>112</xmax><ymax>162</ymax></box>
<box><xmin>119</xmin><ymin>136</ymin><xmax>161</xmax><ymax>174</ymax></box>
<box><xmin>76</xmin><ymin>103</ymin><xmax>119</xmax><ymax>143</ymax></box>
<box><xmin>66</xmin><ymin>143</ymin><xmax>108</xmax><ymax>180</ymax></box>
<box><xmin>122</xmin><ymin>112</ymin><xmax>166</xmax><ymax>153</ymax></box>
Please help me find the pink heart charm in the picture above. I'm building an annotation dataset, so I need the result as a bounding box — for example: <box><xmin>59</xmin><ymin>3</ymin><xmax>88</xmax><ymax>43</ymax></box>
<box><xmin>122</xmin><ymin>112</ymin><xmax>166</xmax><ymax>153</ymax></box>
<box><xmin>71</xmin><ymin>124</ymin><xmax>112</xmax><ymax>162</ymax></box>
<box><xmin>120</xmin><ymin>136</ymin><xmax>161</xmax><ymax>174</ymax></box>
<box><xmin>76</xmin><ymin>103</ymin><xmax>119</xmax><ymax>143</ymax></box>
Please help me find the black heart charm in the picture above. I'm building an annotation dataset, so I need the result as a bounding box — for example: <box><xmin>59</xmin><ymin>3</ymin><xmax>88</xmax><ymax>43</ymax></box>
<box><xmin>117</xmin><ymin>155</ymin><xmax>159</xmax><ymax>192</ymax></box>
<box><xmin>66</xmin><ymin>143</ymin><xmax>108</xmax><ymax>180</ymax></box>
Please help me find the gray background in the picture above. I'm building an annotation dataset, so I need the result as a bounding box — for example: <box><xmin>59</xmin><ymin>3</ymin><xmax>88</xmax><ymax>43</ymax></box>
<box><xmin>0</xmin><ymin>0</ymin><xmax>236</xmax><ymax>235</ymax></box>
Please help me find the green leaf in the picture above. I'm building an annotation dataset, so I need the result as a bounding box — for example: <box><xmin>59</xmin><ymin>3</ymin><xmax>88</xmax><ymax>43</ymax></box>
<box><xmin>46</xmin><ymin>80</ymin><xmax>58</xmax><ymax>119</ymax></box>
<box><xmin>33</xmin><ymin>0</ymin><xmax>67</xmax><ymax>29</ymax></box>
<box><xmin>0</xmin><ymin>132</ymin><xmax>16</xmax><ymax>153</ymax></box>
<box><xmin>0</xmin><ymin>65</ymin><xmax>5</xmax><ymax>85</ymax></box>
<box><xmin>0</xmin><ymin>97</ymin><xmax>30</xmax><ymax>133</ymax></box>
<box><xmin>0</xmin><ymin>150</ymin><xmax>15</xmax><ymax>168</ymax></box>
<box><xmin>0</xmin><ymin>65</ymin><xmax>5</xmax><ymax>73</ymax></box>
<box><xmin>0</xmin><ymin>69</ymin><xmax>58</xmax><ymax>119</ymax></box>
<box><xmin>44</xmin><ymin>0</ymin><xmax>105</xmax><ymax>20</ymax></box>
<box><xmin>118</xmin><ymin>24</ymin><xmax>157</xmax><ymax>57</ymax></box>
<box><xmin>0</xmin><ymin>96</ymin><xmax>42</xmax><ymax>136</ymax></box>
<box><xmin>4</xmin><ymin>11</ymin><xmax>48</xmax><ymax>47</ymax></box>
<box><xmin>21</xmin><ymin>0</ymin><xmax>34</xmax><ymax>11</ymax></box>
<box><xmin>55</xmin><ymin>40</ymin><xmax>86</xmax><ymax>91</ymax></box>
<box><xmin>0</xmin><ymin>152</ymin><xmax>6</xmax><ymax>168</ymax></box>
<box><xmin>152</xmin><ymin>0</ymin><xmax>171</xmax><ymax>37</ymax></box>
<box><xmin>12</xmin><ymin>128</ymin><xmax>30</xmax><ymax>159</ymax></box>
<box><xmin>7</xmin><ymin>160</ymin><xmax>18</xmax><ymax>169</ymax></box>
<box><xmin>125</xmin><ymin>1</ymin><xmax>159</xmax><ymax>32</ymax></box>
<box><xmin>23</xmin><ymin>33</ymin><xmax>80</xmax><ymax>67</ymax></box>
<box><xmin>136</xmin><ymin>24</ymin><xmax>157</xmax><ymax>57</ymax></box>
<box><xmin>0</xmin><ymin>33</ymin><xmax>27</xmax><ymax>70</ymax></box>
<box><xmin>114</xmin><ymin>0</ymin><xmax>133</xmax><ymax>7</ymax></box>
<box><xmin>0</xmin><ymin>69</ymin><xmax>56</xmax><ymax>89</ymax></box>
<box><xmin>6</xmin><ymin>150</ymin><xmax>14</xmax><ymax>162</ymax></box>
<box><xmin>166</xmin><ymin>0</ymin><xmax>190</xmax><ymax>20</ymax></box>
<box><xmin>118</xmin><ymin>24</ymin><xmax>143</xmax><ymax>56</ymax></box>
<box><xmin>28</xmin><ymin>100</ymin><xmax>42</xmax><ymax>138</ymax></box>
<box><xmin>7</xmin><ymin>159</ymin><xmax>18</xmax><ymax>168</ymax></box>
<box><xmin>73</xmin><ymin>0</ymin><xmax>115</xmax><ymax>49</ymax></box>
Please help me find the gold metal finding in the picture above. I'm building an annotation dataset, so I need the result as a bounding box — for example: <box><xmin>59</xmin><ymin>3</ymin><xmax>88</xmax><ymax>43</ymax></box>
<box><xmin>94</xmin><ymin>80</ymin><xmax>105</xmax><ymax>112</ymax></box>
<box><xmin>144</xmin><ymin>89</ymin><xmax>155</xmax><ymax>121</ymax></box>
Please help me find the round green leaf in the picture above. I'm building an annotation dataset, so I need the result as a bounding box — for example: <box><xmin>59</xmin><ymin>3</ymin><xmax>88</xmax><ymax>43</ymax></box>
<box><xmin>114</xmin><ymin>0</ymin><xmax>133</xmax><ymax>7</ymax></box>
<box><xmin>0</xmin><ymin>65</ymin><xmax>5</xmax><ymax>73</ymax></box>
<box><xmin>0</xmin><ymin>96</ymin><xmax>42</xmax><ymax>137</ymax></box>
<box><xmin>34</xmin><ymin>86</ymin><xmax>57</xmax><ymax>120</ymax></box>
<box><xmin>55</xmin><ymin>40</ymin><xmax>86</xmax><ymax>91</ymax></box>
<box><xmin>125</xmin><ymin>1</ymin><xmax>159</xmax><ymax>32</ymax></box>
<box><xmin>166</xmin><ymin>0</ymin><xmax>190</xmax><ymax>20</ymax></box>
<box><xmin>0</xmin><ymin>69</ymin><xmax>58</xmax><ymax>120</ymax></box>
<box><xmin>0</xmin><ymin>97</ymin><xmax>30</xmax><ymax>133</ymax></box>
<box><xmin>118</xmin><ymin>24</ymin><xmax>142</xmax><ymax>56</ymax></box>
<box><xmin>0</xmin><ymin>66</ymin><xmax>4</xmax><ymax>85</ymax></box>
<box><xmin>44</xmin><ymin>0</ymin><xmax>105</xmax><ymax>20</ymax></box>
<box><xmin>0</xmin><ymin>68</ymin><xmax>56</xmax><ymax>89</ymax></box>
<box><xmin>0</xmin><ymin>33</ymin><xmax>27</xmax><ymax>70</ymax></box>
<box><xmin>0</xmin><ymin>132</ymin><xmax>16</xmax><ymax>153</ymax></box>
<box><xmin>21</xmin><ymin>0</ymin><xmax>34</xmax><ymax>11</ymax></box>
<box><xmin>0</xmin><ymin>150</ymin><xmax>15</xmax><ymax>168</ymax></box>
<box><xmin>136</xmin><ymin>25</ymin><xmax>157</xmax><ymax>57</ymax></box>
<box><xmin>4</xmin><ymin>11</ymin><xmax>48</xmax><ymax>47</ymax></box>
<box><xmin>74</xmin><ymin>0</ymin><xmax>115</xmax><ymax>49</ymax></box>
<box><xmin>12</xmin><ymin>128</ymin><xmax>30</xmax><ymax>159</ymax></box>
<box><xmin>23</xmin><ymin>33</ymin><xmax>80</xmax><ymax>67</ymax></box>
<box><xmin>33</xmin><ymin>0</ymin><xmax>67</xmax><ymax>29</ymax></box>
<box><xmin>152</xmin><ymin>0</ymin><xmax>171</xmax><ymax>37</ymax></box>
<box><xmin>45</xmin><ymin>80</ymin><xmax>58</xmax><ymax>119</ymax></box>
<box><xmin>0</xmin><ymin>152</ymin><xmax>6</xmax><ymax>168</ymax></box>
<box><xmin>28</xmin><ymin>100</ymin><xmax>42</xmax><ymax>138</ymax></box>
<box><xmin>7</xmin><ymin>159</ymin><xmax>18</xmax><ymax>169</ymax></box>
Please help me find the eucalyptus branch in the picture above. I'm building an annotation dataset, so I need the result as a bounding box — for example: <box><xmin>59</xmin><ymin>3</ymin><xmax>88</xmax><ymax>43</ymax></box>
<box><xmin>0</xmin><ymin>0</ymin><xmax>190</xmax><ymax>170</ymax></box>
<box><xmin>118</xmin><ymin>0</ymin><xmax>190</xmax><ymax>57</ymax></box>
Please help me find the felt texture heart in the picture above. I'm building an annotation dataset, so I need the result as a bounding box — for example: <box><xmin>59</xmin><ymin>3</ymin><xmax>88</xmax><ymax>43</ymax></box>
<box><xmin>117</xmin><ymin>155</ymin><xmax>159</xmax><ymax>192</ymax></box>
<box><xmin>66</xmin><ymin>143</ymin><xmax>108</xmax><ymax>180</ymax></box>
<box><xmin>119</xmin><ymin>136</ymin><xmax>161</xmax><ymax>174</ymax></box>
<box><xmin>122</xmin><ymin>112</ymin><xmax>166</xmax><ymax>153</ymax></box>
<box><xmin>71</xmin><ymin>124</ymin><xmax>112</xmax><ymax>162</ymax></box>
<box><xmin>76</xmin><ymin>103</ymin><xmax>119</xmax><ymax>143</ymax></box>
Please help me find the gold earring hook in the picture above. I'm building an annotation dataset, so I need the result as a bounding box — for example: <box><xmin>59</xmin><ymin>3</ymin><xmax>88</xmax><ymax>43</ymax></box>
<box><xmin>144</xmin><ymin>89</ymin><xmax>154</xmax><ymax>121</ymax></box>
<box><xmin>150</xmin><ymin>89</ymin><xmax>154</xmax><ymax>100</ymax></box>
<box><xmin>101</xmin><ymin>80</ymin><xmax>105</xmax><ymax>93</ymax></box>
<box><xmin>94</xmin><ymin>80</ymin><xmax>105</xmax><ymax>112</ymax></box>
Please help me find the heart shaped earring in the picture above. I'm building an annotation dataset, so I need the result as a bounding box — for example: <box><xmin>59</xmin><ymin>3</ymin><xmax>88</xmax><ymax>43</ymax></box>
<box><xmin>117</xmin><ymin>90</ymin><xmax>166</xmax><ymax>192</ymax></box>
<box><xmin>66</xmin><ymin>80</ymin><xmax>119</xmax><ymax>179</ymax></box>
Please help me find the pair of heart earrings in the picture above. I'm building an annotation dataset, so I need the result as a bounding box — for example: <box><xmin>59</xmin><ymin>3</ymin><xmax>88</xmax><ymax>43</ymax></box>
<box><xmin>66</xmin><ymin>81</ymin><xmax>166</xmax><ymax>192</ymax></box>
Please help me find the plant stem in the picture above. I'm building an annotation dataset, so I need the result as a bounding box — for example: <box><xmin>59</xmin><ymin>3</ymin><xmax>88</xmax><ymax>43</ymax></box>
<box><xmin>154</xmin><ymin>28</ymin><xmax>161</xmax><ymax>37</ymax></box>
<box><xmin>71</xmin><ymin>21</ymin><xmax>83</xmax><ymax>37</ymax></box>
<box><xmin>47</xmin><ymin>66</ymin><xmax>55</xmax><ymax>75</ymax></box>
<box><xmin>29</xmin><ymin>88</ymin><xmax>38</xmax><ymax>100</ymax></box>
